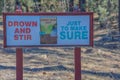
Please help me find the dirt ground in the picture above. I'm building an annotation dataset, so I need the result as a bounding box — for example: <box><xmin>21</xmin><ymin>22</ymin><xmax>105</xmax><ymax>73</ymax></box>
<box><xmin>0</xmin><ymin>24</ymin><xmax>120</xmax><ymax>80</ymax></box>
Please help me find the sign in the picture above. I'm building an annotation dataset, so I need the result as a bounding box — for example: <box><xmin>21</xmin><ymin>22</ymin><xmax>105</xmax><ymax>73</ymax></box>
<box><xmin>3</xmin><ymin>13</ymin><xmax>93</xmax><ymax>47</ymax></box>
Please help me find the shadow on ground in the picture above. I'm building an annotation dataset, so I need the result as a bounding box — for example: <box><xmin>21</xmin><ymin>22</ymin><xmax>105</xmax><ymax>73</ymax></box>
<box><xmin>82</xmin><ymin>70</ymin><xmax>120</xmax><ymax>79</ymax></box>
<box><xmin>0</xmin><ymin>65</ymin><xmax>73</xmax><ymax>72</ymax></box>
<box><xmin>94</xmin><ymin>33</ymin><xmax>120</xmax><ymax>51</ymax></box>
<box><xmin>1</xmin><ymin>65</ymin><xmax>120</xmax><ymax>79</ymax></box>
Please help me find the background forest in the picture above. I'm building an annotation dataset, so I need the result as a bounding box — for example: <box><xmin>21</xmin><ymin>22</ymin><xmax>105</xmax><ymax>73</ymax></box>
<box><xmin>0</xmin><ymin>0</ymin><xmax>119</xmax><ymax>33</ymax></box>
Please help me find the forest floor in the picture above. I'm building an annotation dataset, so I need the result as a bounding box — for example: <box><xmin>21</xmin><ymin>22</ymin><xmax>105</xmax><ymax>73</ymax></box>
<box><xmin>0</xmin><ymin>23</ymin><xmax>120</xmax><ymax>80</ymax></box>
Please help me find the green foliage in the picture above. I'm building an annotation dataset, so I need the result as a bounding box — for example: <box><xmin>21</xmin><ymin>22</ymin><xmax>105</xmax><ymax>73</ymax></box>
<box><xmin>0</xmin><ymin>0</ymin><xmax>4</xmax><ymax>14</ymax></box>
<box><xmin>1</xmin><ymin>0</ymin><xmax>118</xmax><ymax>13</ymax></box>
<box><xmin>0</xmin><ymin>0</ymin><xmax>118</xmax><ymax>28</ymax></box>
<box><xmin>98</xmin><ymin>5</ymin><xmax>108</xmax><ymax>22</ymax></box>
<box><xmin>87</xmin><ymin>0</ymin><xmax>118</xmax><ymax>28</ymax></box>
<box><xmin>5</xmin><ymin>0</ymin><xmax>15</xmax><ymax>12</ymax></box>
<box><xmin>21</xmin><ymin>0</ymin><xmax>33</xmax><ymax>12</ymax></box>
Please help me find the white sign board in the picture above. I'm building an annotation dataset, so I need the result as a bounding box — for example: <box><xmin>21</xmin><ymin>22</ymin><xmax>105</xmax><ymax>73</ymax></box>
<box><xmin>3</xmin><ymin>13</ymin><xmax>93</xmax><ymax>47</ymax></box>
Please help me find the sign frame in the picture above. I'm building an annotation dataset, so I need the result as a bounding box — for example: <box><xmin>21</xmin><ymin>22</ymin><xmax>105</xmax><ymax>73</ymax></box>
<box><xmin>3</xmin><ymin>12</ymin><xmax>93</xmax><ymax>48</ymax></box>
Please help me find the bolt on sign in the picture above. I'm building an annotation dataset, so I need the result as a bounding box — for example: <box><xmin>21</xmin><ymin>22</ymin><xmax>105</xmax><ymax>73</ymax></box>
<box><xmin>3</xmin><ymin>13</ymin><xmax>93</xmax><ymax>47</ymax></box>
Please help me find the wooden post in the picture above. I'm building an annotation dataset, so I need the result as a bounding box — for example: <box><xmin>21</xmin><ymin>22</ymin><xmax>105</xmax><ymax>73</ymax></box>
<box><xmin>70</xmin><ymin>0</ymin><xmax>81</xmax><ymax>80</ymax></box>
<box><xmin>16</xmin><ymin>48</ymin><xmax>23</xmax><ymax>80</ymax></box>
<box><xmin>74</xmin><ymin>47</ymin><xmax>81</xmax><ymax>80</ymax></box>
<box><xmin>15</xmin><ymin>1</ymin><xmax>23</xmax><ymax>80</ymax></box>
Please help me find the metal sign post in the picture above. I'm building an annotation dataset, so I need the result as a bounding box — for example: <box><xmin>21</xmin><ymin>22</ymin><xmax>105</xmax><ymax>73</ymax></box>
<box><xmin>15</xmin><ymin>1</ymin><xmax>23</xmax><ymax>80</ymax></box>
<box><xmin>73</xmin><ymin>1</ymin><xmax>82</xmax><ymax>80</ymax></box>
<box><xmin>74</xmin><ymin>1</ymin><xmax>87</xmax><ymax>79</ymax></box>
<box><xmin>74</xmin><ymin>47</ymin><xmax>81</xmax><ymax>80</ymax></box>
<box><xmin>16</xmin><ymin>48</ymin><xmax>23</xmax><ymax>80</ymax></box>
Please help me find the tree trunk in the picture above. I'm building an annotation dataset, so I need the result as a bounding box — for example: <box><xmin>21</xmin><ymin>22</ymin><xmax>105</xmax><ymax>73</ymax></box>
<box><xmin>69</xmin><ymin>0</ymin><xmax>74</xmax><ymax>12</ymax></box>
<box><xmin>79</xmin><ymin>0</ymin><xmax>86</xmax><ymax>12</ymax></box>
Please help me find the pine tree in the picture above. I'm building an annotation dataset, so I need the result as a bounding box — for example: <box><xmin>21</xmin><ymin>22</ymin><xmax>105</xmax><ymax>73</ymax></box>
<box><xmin>5</xmin><ymin>0</ymin><xmax>15</xmax><ymax>12</ymax></box>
